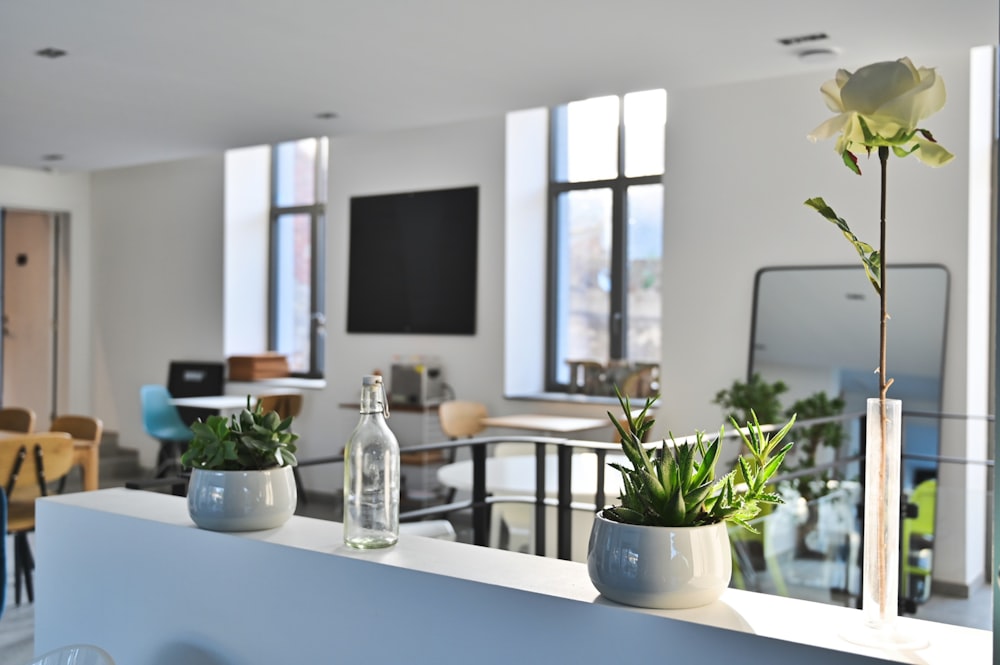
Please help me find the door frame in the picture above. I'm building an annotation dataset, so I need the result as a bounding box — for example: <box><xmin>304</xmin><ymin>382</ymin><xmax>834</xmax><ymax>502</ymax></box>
<box><xmin>0</xmin><ymin>207</ymin><xmax>69</xmax><ymax>421</ymax></box>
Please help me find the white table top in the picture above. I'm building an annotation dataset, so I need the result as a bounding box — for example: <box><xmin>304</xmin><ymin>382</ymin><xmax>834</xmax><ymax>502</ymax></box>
<box><xmin>171</xmin><ymin>386</ymin><xmax>303</xmax><ymax>411</ymax></box>
<box><xmin>437</xmin><ymin>452</ymin><xmax>627</xmax><ymax>499</ymax></box>
<box><xmin>169</xmin><ymin>394</ymin><xmax>253</xmax><ymax>410</ymax></box>
<box><xmin>479</xmin><ymin>413</ymin><xmax>611</xmax><ymax>434</ymax></box>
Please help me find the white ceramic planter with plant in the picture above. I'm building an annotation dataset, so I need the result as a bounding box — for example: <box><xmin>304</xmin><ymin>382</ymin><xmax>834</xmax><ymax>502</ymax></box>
<box><xmin>587</xmin><ymin>392</ymin><xmax>795</xmax><ymax>609</ymax></box>
<box><xmin>181</xmin><ymin>397</ymin><xmax>299</xmax><ymax>532</ymax></box>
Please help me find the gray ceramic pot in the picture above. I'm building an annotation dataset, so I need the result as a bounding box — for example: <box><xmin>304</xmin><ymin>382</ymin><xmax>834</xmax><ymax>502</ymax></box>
<box><xmin>187</xmin><ymin>466</ymin><xmax>297</xmax><ymax>531</ymax></box>
<box><xmin>587</xmin><ymin>511</ymin><xmax>732</xmax><ymax>609</ymax></box>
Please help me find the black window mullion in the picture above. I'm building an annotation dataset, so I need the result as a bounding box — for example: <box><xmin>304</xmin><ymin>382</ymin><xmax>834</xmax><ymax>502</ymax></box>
<box><xmin>609</xmin><ymin>187</ymin><xmax>627</xmax><ymax>359</ymax></box>
<box><xmin>309</xmin><ymin>211</ymin><xmax>326</xmax><ymax>378</ymax></box>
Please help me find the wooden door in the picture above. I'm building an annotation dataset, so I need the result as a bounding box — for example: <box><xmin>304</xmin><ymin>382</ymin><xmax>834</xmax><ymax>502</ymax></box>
<box><xmin>2</xmin><ymin>209</ymin><xmax>56</xmax><ymax>420</ymax></box>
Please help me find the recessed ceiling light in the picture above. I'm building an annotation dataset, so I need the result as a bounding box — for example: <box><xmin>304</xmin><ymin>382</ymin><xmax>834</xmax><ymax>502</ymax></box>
<box><xmin>315</xmin><ymin>111</ymin><xmax>339</xmax><ymax>120</ymax></box>
<box><xmin>798</xmin><ymin>47</ymin><xmax>841</xmax><ymax>62</ymax></box>
<box><xmin>42</xmin><ymin>154</ymin><xmax>64</xmax><ymax>162</ymax></box>
<box><xmin>35</xmin><ymin>47</ymin><xmax>68</xmax><ymax>59</ymax></box>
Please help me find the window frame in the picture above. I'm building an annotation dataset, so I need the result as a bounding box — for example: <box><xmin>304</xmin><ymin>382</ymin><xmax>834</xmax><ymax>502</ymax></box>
<box><xmin>545</xmin><ymin>97</ymin><xmax>663</xmax><ymax>393</ymax></box>
<box><xmin>267</xmin><ymin>138</ymin><xmax>327</xmax><ymax>378</ymax></box>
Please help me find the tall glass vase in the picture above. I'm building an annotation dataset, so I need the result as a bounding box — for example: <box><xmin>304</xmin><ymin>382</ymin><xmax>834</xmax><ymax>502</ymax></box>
<box><xmin>844</xmin><ymin>397</ymin><xmax>925</xmax><ymax>649</ymax></box>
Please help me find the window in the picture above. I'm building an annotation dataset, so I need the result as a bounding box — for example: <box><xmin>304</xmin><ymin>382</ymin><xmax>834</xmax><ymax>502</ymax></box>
<box><xmin>547</xmin><ymin>90</ymin><xmax>665</xmax><ymax>393</ymax></box>
<box><xmin>269</xmin><ymin>138</ymin><xmax>327</xmax><ymax>377</ymax></box>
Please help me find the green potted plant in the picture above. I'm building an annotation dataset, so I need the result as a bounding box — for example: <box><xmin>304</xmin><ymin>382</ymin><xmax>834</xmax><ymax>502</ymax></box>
<box><xmin>587</xmin><ymin>389</ymin><xmax>795</xmax><ymax>609</ymax></box>
<box><xmin>182</xmin><ymin>396</ymin><xmax>299</xmax><ymax>532</ymax></box>
<box><xmin>713</xmin><ymin>372</ymin><xmax>788</xmax><ymax>428</ymax></box>
<box><xmin>782</xmin><ymin>392</ymin><xmax>846</xmax><ymax>502</ymax></box>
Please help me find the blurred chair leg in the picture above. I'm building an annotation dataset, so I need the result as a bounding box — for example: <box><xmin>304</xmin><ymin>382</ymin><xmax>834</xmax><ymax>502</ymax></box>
<box><xmin>293</xmin><ymin>467</ymin><xmax>308</xmax><ymax>504</ymax></box>
<box><xmin>13</xmin><ymin>533</ymin><xmax>34</xmax><ymax>605</ymax></box>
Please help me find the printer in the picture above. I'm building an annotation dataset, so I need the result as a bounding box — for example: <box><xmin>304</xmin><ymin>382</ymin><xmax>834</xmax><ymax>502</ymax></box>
<box><xmin>390</xmin><ymin>363</ymin><xmax>446</xmax><ymax>406</ymax></box>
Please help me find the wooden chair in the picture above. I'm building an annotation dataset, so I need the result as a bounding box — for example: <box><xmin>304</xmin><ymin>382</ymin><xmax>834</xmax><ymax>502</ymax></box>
<box><xmin>50</xmin><ymin>414</ymin><xmax>104</xmax><ymax>492</ymax></box>
<box><xmin>1</xmin><ymin>432</ymin><xmax>75</xmax><ymax>605</ymax></box>
<box><xmin>438</xmin><ymin>400</ymin><xmax>488</xmax><ymax>440</ymax></box>
<box><xmin>0</xmin><ymin>406</ymin><xmax>36</xmax><ymax>433</ymax></box>
<box><xmin>256</xmin><ymin>393</ymin><xmax>307</xmax><ymax>501</ymax></box>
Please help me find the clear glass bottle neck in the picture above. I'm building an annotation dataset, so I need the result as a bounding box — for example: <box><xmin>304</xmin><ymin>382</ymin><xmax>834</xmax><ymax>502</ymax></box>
<box><xmin>359</xmin><ymin>383</ymin><xmax>386</xmax><ymax>415</ymax></box>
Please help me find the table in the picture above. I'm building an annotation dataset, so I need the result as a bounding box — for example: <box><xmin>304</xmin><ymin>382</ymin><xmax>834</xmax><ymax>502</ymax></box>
<box><xmin>170</xmin><ymin>387</ymin><xmax>302</xmax><ymax>412</ymax></box>
<box><xmin>437</xmin><ymin>452</ymin><xmax>626</xmax><ymax>499</ymax></box>
<box><xmin>437</xmin><ymin>451</ymin><xmax>627</xmax><ymax>560</ymax></box>
<box><xmin>169</xmin><ymin>394</ymin><xmax>252</xmax><ymax>411</ymax></box>
<box><xmin>479</xmin><ymin>413</ymin><xmax>610</xmax><ymax>434</ymax></box>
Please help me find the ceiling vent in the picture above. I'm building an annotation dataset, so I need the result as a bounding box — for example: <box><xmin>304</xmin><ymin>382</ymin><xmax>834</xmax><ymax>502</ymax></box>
<box><xmin>35</xmin><ymin>47</ymin><xmax>68</xmax><ymax>58</ymax></box>
<box><xmin>777</xmin><ymin>33</ymin><xmax>829</xmax><ymax>47</ymax></box>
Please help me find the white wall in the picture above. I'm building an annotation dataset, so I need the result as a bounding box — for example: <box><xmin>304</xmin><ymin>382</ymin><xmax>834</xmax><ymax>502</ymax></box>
<box><xmin>291</xmin><ymin>118</ymin><xmax>508</xmax><ymax>486</ymax></box>
<box><xmin>90</xmin><ymin>156</ymin><xmax>225</xmax><ymax>466</ymax></box>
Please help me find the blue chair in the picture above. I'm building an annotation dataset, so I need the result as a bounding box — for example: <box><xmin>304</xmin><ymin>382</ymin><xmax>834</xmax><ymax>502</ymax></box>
<box><xmin>140</xmin><ymin>385</ymin><xmax>194</xmax><ymax>478</ymax></box>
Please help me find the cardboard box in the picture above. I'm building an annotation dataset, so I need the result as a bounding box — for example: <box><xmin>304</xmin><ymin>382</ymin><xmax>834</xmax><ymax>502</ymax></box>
<box><xmin>227</xmin><ymin>353</ymin><xmax>290</xmax><ymax>381</ymax></box>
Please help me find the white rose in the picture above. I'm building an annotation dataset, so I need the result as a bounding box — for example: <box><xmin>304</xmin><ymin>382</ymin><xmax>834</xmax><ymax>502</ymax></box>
<box><xmin>808</xmin><ymin>57</ymin><xmax>953</xmax><ymax>169</ymax></box>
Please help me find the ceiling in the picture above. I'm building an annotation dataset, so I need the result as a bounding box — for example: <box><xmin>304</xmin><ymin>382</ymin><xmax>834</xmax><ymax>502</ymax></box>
<box><xmin>0</xmin><ymin>1</ymin><xmax>996</xmax><ymax>173</ymax></box>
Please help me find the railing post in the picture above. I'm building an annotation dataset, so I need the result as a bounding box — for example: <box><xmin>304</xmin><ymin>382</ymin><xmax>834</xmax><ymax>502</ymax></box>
<box><xmin>557</xmin><ymin>444</ymin><xmax>573</xmax><ymax>560</ymax></box>
<box><xmin>534</xmin><ymin>441</ymin><xmax>546</xmax><ymax>557</ymax></box>
<box><xmin>595</xmin><ymin>449</ymin><xmax>606</xmax><ymax>512</ymax></box>
<box><xmin>471</xmin><ymin>443</ymin><xmax>488</xmax><ymax>547</ymax></box>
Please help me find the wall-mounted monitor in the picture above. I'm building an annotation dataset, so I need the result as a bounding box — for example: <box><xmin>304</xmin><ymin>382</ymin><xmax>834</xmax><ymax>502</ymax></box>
<box><xmin>347</xmin><ymin>185</ymin><xmax>478</xmax><ymax>335</ymax></box>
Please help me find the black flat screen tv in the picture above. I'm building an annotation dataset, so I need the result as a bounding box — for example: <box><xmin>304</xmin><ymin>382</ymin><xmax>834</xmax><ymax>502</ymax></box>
<box><xmin>347</xmin><ymin>185</ymin><xmax>478</xmax><ymax>335</ymax></box>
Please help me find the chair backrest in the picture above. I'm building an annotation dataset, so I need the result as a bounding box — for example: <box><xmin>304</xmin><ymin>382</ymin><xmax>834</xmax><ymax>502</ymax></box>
<box><xmin>0</xmin><ymin>407</ymin><xmax>36</xmax><ymax>433</ymax></box>
<box><xmin>438</xmin><ymin>400</ymin><xmax>488</xmax><ymax>439</ymax></box>
<box><xmin>0</xmin><ymin>432</ymin><xmax>75</xmax><ymax>497</ymax></box>
<box><xmin>139</xmin><ymin>385</ymin><xmax>191</xmax><ymax>439</ymax></box>
<box><xmin>906</xmin><ymin>478</ymin><xmax>937</xmax><ymax>537</ymax></box>
<box><xmin>257</xmin><ymin>393</ymin><xmax>303</xmax><ymax>421</ymax></box>
<box><xmin>50</xmin><ymin>414</ymin><xmax>104</xmax><ymax>445</ymax></box>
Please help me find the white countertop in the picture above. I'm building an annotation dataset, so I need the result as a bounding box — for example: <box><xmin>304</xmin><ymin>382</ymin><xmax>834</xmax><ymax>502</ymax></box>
<box><xmin>35</xmin><ymin>488</ymin><xmax>991</xmax><ymax>664</ymax></box>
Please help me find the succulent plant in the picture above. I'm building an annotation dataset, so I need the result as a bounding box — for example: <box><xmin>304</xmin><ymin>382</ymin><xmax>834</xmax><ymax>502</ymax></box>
<box><xmin>604</xmin><ymin>390</ymin><xmax>795</xmax><ymax>532</ymax></box>
<box><xmin>181</xmin><ymin>396</ymin><xmax>298</xmax><ymax>471</ymax></box>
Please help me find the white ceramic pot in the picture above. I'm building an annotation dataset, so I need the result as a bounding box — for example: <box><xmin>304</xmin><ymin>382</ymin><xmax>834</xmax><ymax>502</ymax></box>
<box><xmin>187</xmin><ymin>466</ymin><xmax>297</xmax><ymax>532</ymax></box>
<box><xmin>587</xmin><ymin>511</ymin><xmax>732</xmax><ymax>609</ymax></box>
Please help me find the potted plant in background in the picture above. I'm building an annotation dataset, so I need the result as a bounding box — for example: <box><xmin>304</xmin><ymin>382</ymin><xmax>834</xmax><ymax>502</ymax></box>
<box><xmin>782</xmin><ymin>392</ymin><xmax>846</xmax><ymax>502</ymax></box>
<box><xmin>181</xmin><ymin>396</ymin><xmax>299</xmax><ymax>531</ymax></box>
<box><xmin>587</xmin><ymin>390</ymin><xmax>795</xmax><ymax>609</ymax></box>
<box><xmin>713</xmin><ymin>372</ymin><xmax>788</xmax><ymax>427</ymax></box>
<box><xmin>715</xmin><ymin>375</ymin><xmax>846</xmax><ymax>501</ymax></box>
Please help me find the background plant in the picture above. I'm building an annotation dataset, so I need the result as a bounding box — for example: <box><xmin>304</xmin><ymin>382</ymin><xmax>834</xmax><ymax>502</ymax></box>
<box><xmin>713</xmin><ymin>372</ymin><xmax>787</xmax><ymax>427</ymax></box>
<box><xmin>714</xmin><ymin>375</ymin><xmax>845</xmax><ymax>499</ymax></box>
<box><xmin>782</xmin><ymin>392</ymin><xmax>846</xmax><ymax>501</ymax></box>
<box><xmin>604</xmin><ymin>391</ymin><xmax>795</xmax><ymax>532</ymax></box>
<box><xmin>181</xmin><ymin>396</ymin><xmax>299</xmax><ymax>471</ymax></box>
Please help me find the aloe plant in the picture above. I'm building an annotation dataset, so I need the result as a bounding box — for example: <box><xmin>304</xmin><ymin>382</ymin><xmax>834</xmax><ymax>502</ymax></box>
<box><xmin>181</xmin><ymin>396</ymin><xmax>299</xmax><ymax>471</ymax></box>
<box><xmin>604</xmin><ymin>390</ymin><xmax>795</xmax><ymax>532</ymax></box>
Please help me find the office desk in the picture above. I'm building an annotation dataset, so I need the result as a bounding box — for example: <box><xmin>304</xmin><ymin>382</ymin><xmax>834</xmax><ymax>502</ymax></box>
<box><xmin>479</xmin><ymin>413</ymin><xmax>610</xmax><ymax>434</ymax></box>
<box><xmin>169</xmin><ymin>395</ymin><xmax>251</xmax><ymax>411</ymax></box>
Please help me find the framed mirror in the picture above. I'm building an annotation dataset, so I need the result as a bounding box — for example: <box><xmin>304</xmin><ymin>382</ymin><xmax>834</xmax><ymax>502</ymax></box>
<box><xmin>749</xmin><ymin>263</ymin><xmax>950</xmax><ymax>489</ymax></box>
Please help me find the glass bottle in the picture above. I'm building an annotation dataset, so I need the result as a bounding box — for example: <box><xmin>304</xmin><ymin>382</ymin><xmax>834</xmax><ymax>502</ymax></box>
<box><xmin>344</xmin><ymin>374</ymin><xmax>400</xmax><ymax>549</ymax></box>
